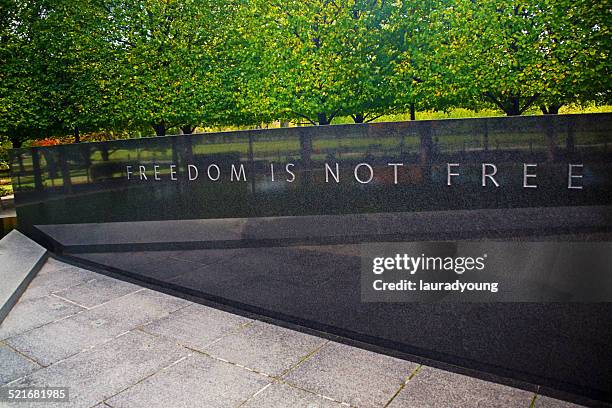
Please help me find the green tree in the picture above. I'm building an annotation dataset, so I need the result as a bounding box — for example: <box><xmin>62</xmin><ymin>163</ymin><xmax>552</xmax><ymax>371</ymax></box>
<box><xmin>536</xmin><ymin>0</ymin><xmax>610</xmax><ymax>114</ymax></box>
<box><xmin>209</xmin><ymin>1</ymin><xmax>279</xmax><ymax>128</ymax></box>
<box><xmin>431</xmin><ymin>0</ymin><xmax>610</xmax><ymax>116</ymax></box>
<box><xmin>34</xmin><ymin>0</ymin><xmax>123</xmax><ymax>142</ymax></box>
<box><xmin>0</xmin><ymin>0</ymin><xmax>127</xmax><ymax>146</ymax></box>
<box><xmin>393</xmin><ymin>1</ymin><xmax>456</xmax><ymax>119</ymax></box>
<box><xmin>335</xmin><ymin>0</ymin><xmax>402</xmax><ymax>123</ymax></box>
<box><xmin>0</xmin><ymin>0</ymin><xmax>49</xmax><ymax>147</ymax></box>
<box><xmin>245</xmin><ymin>0</ymin><xmax>407</xmax><ymax>125</ymax></box>
<box><xmin>103</xmin><ymin>0</ymin><xmax>235</xmax><ymax>136</ymax></box>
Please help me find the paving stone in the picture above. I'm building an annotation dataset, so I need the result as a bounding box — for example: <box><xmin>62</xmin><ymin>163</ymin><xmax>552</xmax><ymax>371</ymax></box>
<box><xmin>38</xmin><ymin>257</ymin><xmax>75</xmax><ymax>273</ymax></box>
<box><xmin>4</xmin><ymin>330</ymin><xmax>187</xmax><ymax>408</ymax></box>
<box><xmin>19</xmin><ymin>265</ymin><xmax>99</xmax><ymax>301</ymax></box>
<box><xmin>0</xmin><ymin>344</ymin><xmax>40</xmax><ymax>385</ymax></box>
<box><xmin>534</xmin><ymin>395</ymin><xmax>587</xmax><ymax>408</ymax></box>
<box><xmin>141</xmin><ymin>303</ymin><xmax>251</xmax><ymax>351</ymax></box>
<box><xmin>242</xmin><ymin>382</ymin><xmax>344</xmax><ymax>408</ymax></box>
<box><xmin>283</xmin><ymin>342</ymin><xmax>418</xmax><ymax>408</ymax></box>
<box><xmin>6</xmin><ymin>289</ymin><xmax>189</xmax><ymax>366</ymax></box>
<box><xmin>0</xmin><ymin>296</ymin><xmax>84</xmax><ymax>340</ymax></box>
<box><xmin>105</xmin><ymin>354</ymin><xmax>271</xmax><ymax>408</ymax></box>
<box><xmin>205</xmin><ymin>321</ymin><xmax>327</xmax><ymax>376</ymax></box>
<box><xmin>6</xmin><ymin>316</ymin><xmax>116</xmax><ymax>367</ymax></box>
<box><xmin>388</xmin><ymin>366</ymin><xmax>534</xmax><ymax>408</ymax></box>
<box><xmin>54</xmin><ymin>276</ymin><xmax>140</xmax><ymax>308</ymax></box>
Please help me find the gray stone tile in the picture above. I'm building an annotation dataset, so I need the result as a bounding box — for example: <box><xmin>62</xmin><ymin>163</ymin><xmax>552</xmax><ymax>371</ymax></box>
<box><xmin>243</xmin><ymin>382</ymin><xmax>344</xmax><ymax>408</ymax></box>
<box><xmin>283</xmin><ymin>342</ymin><xmax>418</xmax><ymax>408</ymax></box>
<box><xmin>19</xmin><ymin>265</ymin><xmax>99</xmax><ymax>301</ymax></box>
<box><xmin>106</xmin><ymin>354</ymin><xmax>271</xmax><ymax>408</ymax></box>
<box><xmin>534</xmin><ymin>395</ymin><xmax>587</xmax><ymax>408</ymax></box>
<box><xmin>141</xmin><ymin>303</ymin><xmax>251</xmax><ymax>351</ymax></box>
<box><xmin>5</xmin><ymin>330</ymin><xmax>187</xmax><ymax>408</ymax></box>
<box><xmin>389</xmin><ymin>366</ymin><xmax>534</xmax><ymax>408</ymax></box>
<box><xmin>54</xmin><ymin>276</ymin><xmax>140</xmax><ymax>308</ymax></box>
<box><xmin>0</xmin><ymin>296</ymin><xmax>84</xmax><ymax>340</ymax></box>
<box><xmin>6</xmin><ymin>315</ymin><xmax>115</xmax><ymax>367</ymax></box>
<box><xmin>206</xmin><ymin>321</ymin><xmax>327</xmax><ymax>376</ymax></box>
<box><xmin>38</xmin><ymin>257</ymin><xmax>75</xmax><ymax>273</ymax></box>
<box><xmin>6</xmin><ymin>289</ymin><xmax>189</xmax><ymax>366</ymax></box>
<box><xmin>0</xmin><ymin>344</ymin><xmax>40</xmax><ymax>385</ymax></box>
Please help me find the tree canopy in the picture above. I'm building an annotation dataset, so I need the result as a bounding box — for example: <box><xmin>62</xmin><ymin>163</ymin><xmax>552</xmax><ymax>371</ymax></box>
<box><xmin>0</xmin><ymin>0</ymin><xmax>609</xmax><ymax>145</ymax></box>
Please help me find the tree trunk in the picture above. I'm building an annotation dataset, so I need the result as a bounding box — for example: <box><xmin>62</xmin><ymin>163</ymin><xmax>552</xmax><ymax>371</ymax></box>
<box><xmin>182</xmin><ymin>137</ymin><xmax>193</xmax><ymax>164</ymax></box>
<box><xmin>171</xmin><ymin>137</ymin><xmax>178</xmax><ymax>172</ymax></box>
<box><xmin>540</xmin><ymin>104</ymin><xmax>562</xmax><ymax>115</ymax></box>
<box><xmin>419</xmin><ymin>123</ymin><xmax>433</xmax><ymax>166</ymax></box>
<box><xmin>43</xmin><ymin>151</ymin><xmax>58</xmax><ymax>179</ymax></box>
<box><xmin>505</xmin><ymin>97</ymin><xmax>521</xmax><ymax>116</ymax></box>
<box><xmin>566</xmin><ymin>116</ymin><xmax>575</xmax><ymax>154</ymax></box>
<box><xmin>10</xmin><ymin>137</ymin><xmax>25</xmax><ymax>175</ymax></box>
<box><xmin>31</xmin><ymin>149</ymin><xmax>44</xmax><ymax>192</ymax></box>
<box><xmin>487</xmin><ymin>92</ymin><xmax>538</xmax><ymax>116</ymax></box>
<box><xmin>483</xmin><ymin>120</ymin><xmax>489</xmax><ymax>151</ymax></box>
<box><xmin>410</xmin><ymin>103</ymin><xmax>416</xmax><ymax>121</ymax></box>
<box><xmin>180</xmin><ymin>125</ymin><xmax>195</xmax><ymax>134</ymax></box>
<box><xmin>352</xmin><ymin>113</ymin><xmax>365</xmax><ymax>123</ymax></box>
<box><xmin>73</xmin><ymin>126</ymin><xmax>80</xmax><ymax>143</ymax></box>
<box><xmin>317</xmin><ymin>113</ymin><xmax>329</xmax><ymax>125</ymax></box>
<box><xmin>153</xmin><ymin>121</ymin><xmax>166</xmax><ymax>136</ymax></box>
<box><xmin>79</xmin><ymin>145</ymin><xmax>92</xmax><ymax>182</ymax></box>
<box><xmin>100</xmin><ymin>146</ymin><xmax>110</xmax><ymax>161</ymax></box>
<box><xmin>418</xmin><ymin>123</ymin><xmax>433</xmax><ymax>180</ymax></box>
<box><xmin>544</xmin><ymin>116</ymin><xmax>556</xmax><ymax>162</ymax></box>
<box><xmin>9</xmin><ymin>135</ymin><xmax>25</xmax><ymax>176</ymax></box>
<box><xmin>58</xmin><ymin>147</ymin><xmax>73</xmax><ymax>194</ymax></box>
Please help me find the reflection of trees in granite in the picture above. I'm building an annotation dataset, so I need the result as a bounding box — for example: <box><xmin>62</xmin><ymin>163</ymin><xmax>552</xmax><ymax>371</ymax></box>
<box><xmin>8</xmin><ymin>115</ymin><xmax>612</xmax><ymax>227</ymax></box>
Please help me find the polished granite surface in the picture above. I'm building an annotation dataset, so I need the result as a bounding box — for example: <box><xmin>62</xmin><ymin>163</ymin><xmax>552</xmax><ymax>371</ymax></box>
<box><xmin>10</xmin><ymin>114</ymin><xmax>612</xmax><ymax>236</ymax></box>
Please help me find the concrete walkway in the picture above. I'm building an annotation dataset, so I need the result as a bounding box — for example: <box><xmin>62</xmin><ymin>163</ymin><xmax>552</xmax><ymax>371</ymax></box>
<box><xmin>0</xmin><ymin>258</ymin><xmax>583</xmax><ymax>408</ymax></box>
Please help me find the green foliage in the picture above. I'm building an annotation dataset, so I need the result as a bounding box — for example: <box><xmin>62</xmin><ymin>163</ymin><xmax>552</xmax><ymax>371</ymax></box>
<box><xmin>100</xmin><ymin>0</ymin><xmax>240</xmax><ymax>135</ymax></box>
<box><xmin>422</xmin><ymin>0</ymin><xmax>611</xmax><ymax>115</ymax></box>
<box><xmin>0</xmin><ymin>0</ymin><xmax>50</xmax><ymax>146</ymax></box>
<box><xmin>0</xmin><ymin>184</ymin><xmax>12</xmax><ymax>197</ymax></box>
<box><xmin>242</xmin><ymin>0</ymin><xmax>413</xmax><ymax>124</ymax></box>
<box><xmin>0</xmin><ymin>0</ymin><xmax>609</xmax><ymax>144</ymax></box>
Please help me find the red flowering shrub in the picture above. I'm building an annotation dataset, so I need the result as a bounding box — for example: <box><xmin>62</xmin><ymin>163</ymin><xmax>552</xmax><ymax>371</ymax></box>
<box><xmin>31</xmin><ymin>138</ymin><xmax>63</xmax><ymax>147</ymax></box>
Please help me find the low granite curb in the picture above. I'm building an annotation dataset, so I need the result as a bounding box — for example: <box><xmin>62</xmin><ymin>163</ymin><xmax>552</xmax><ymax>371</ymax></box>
<box><xmin>0</xmin><ymin>229</ymin><xmax>48</xmax><ymax>323</ymax></box>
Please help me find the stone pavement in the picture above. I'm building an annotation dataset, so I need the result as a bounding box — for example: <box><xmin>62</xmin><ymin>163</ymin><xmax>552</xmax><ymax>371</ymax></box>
<box><xmin>0</xmin><ymin>258</ymin><xmax>584</xmax><ymax>408</ymax></box>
